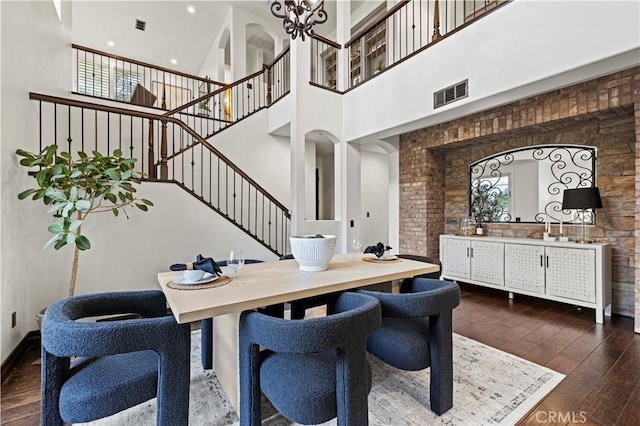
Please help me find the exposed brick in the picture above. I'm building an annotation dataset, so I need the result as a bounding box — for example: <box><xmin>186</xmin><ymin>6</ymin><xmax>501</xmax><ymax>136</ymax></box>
<box><xmin>398</xmin><ymin>66</ymin><xmax>640</xmax><ymax>321</ymax></box>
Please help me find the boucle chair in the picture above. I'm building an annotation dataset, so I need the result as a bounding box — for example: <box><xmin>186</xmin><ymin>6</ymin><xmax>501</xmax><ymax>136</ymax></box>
<box><xmin>239</xmin><ymin>292</ymin><xmax>381</xmax><ymax>426</ymax></box>
<box><xmin>40</xmin><ymin>290</ymin><xmax>190</xmax><ymax>426</ymax></box>
<box><xmin>358</xmin><ymin>278</ymin><xmax>460</xmax><ymax>415</ymax></box>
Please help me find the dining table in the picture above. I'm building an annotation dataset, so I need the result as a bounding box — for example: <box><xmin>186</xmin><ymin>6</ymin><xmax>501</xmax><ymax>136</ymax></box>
<box><xmin>157</xmin><ymin>252</ymin><xmax>439</xmax><ymax>412</ymax></box>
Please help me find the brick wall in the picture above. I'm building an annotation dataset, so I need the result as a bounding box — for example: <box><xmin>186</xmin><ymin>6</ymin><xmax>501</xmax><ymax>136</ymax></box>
<box><xmin>635</xmin><ymin>78</ymin><xmax>640</xmax><ymax>332</ymax></box>
<box><xmin>399</xmin><ymin>66</ymin><xmax>639</xmax><ymax>320</ymax></box>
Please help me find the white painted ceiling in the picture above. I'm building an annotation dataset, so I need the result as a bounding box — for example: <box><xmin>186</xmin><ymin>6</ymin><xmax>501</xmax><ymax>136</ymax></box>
<box><xmin>72</xmin><ymin>1</ymin><xmax>365</xmax><ymax>76</ymax></box>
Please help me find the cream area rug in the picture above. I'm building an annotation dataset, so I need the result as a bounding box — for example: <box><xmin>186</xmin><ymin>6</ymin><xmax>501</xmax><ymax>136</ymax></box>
<box><xmin>78</xmin><ymin>330</ymin><xmax>564</xmax><ymax>426</ymax></box>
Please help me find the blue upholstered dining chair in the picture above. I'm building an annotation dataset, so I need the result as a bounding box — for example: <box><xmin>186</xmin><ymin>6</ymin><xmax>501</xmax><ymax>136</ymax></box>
<box><xmin>239</xmin><ymin>292</ymin><xmax>382</xmax><ymax>426</ymax></box>
<box><xmin>40</xmin><ymin>290</ymin><xmax>191</xmax><ymax>426</ymax></box>
<box><xmin>358</xmin><ymin>278</ymin><xmax>461</xmax><ymax>415</ymax></box>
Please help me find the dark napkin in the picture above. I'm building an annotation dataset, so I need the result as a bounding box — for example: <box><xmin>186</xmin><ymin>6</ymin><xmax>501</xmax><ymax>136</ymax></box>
<box><xmin>364</xmin><ymin>242</ymin><xmax>392</xmax><ymax>258</ymax></box>
<box><xmin>170</xmin><ymin>254</ymin><xmax>223</xmax><ymax>276</ymax></box>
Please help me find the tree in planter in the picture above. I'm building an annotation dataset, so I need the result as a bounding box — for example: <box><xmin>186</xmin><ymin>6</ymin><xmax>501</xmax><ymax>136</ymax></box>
<box><xmin>16</xmin><ymin>144</ymin><xmax>153</xmax><ymax>296</ymax></box>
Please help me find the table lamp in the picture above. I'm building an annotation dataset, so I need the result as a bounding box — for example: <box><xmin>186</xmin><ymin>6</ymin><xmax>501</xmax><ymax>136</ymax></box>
<box><xmin>561</xmin><ymin>187</ymin><xmax>603</xmax><ymax>243</ymax></box>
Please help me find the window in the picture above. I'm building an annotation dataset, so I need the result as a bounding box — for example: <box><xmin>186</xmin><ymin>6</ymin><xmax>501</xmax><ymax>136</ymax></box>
<box><xmin>114</xmin><ymin>69</ymin><xmax>141</xmax><ymax>102</ymax></box>
<box><xmin>77</xmin><ymin>60</ymin><xmax>141</xmax><ymax>102</ymax></box>
<box><xmin>77</xmin><ymin>60</ymin><xmax>109</xmax><ymax>98</ymax></box>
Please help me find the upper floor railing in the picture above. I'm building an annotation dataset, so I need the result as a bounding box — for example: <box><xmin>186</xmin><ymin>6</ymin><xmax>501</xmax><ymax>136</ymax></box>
<box><xmin>29</xmin><ymin>92</ymin><xmax>291</xmax><ymax>256</ymax></box>
<box><xmin>73</xmin><ymin>44</ymin><xmax>225</xmax><ymax>111</ymax></box>
<box><xmin>311</xmin><ymin>0</ymin><xmax>510</xmax><ymax>91</ymax></box>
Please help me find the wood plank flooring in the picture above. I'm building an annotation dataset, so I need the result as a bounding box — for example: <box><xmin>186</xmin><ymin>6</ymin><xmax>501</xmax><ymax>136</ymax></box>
<box><xmin>2</xmin><ymin>283</ymin><xmax>638</xmax><ymax>425</ymax></box>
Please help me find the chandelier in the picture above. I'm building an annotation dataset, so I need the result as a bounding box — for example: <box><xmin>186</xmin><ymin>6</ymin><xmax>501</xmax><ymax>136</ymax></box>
<box><xmin>270</xmin><ymin>0</ymin><xmax>328</xmax><ymax>41</ymax></box>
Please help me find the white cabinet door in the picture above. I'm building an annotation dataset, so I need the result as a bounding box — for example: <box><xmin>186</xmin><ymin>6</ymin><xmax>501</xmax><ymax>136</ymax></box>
<box><xmin>546</xmin><ymin>247</ymin><xmax>596</xmax><ymax>303</ymax></box>
<box><xmin>470</xmin><ymin>240</ymin><xmax>504</xmax><ymax>286</ymax></box>
<box><xmin>442</xmin><ymin>237</ymin><xmax>470</xmax><ymax>280</ymax></box>
<box><xmin>505</xmin><ymin>244</ymin><xmax>545</xmax><ymax>293</ymax></box>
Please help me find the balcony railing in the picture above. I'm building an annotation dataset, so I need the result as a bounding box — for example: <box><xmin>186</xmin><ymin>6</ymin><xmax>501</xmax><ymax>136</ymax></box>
<box><xmin>346</xmin><ymin>0</ymin><xmax>509</xmax><ymax>89</ymax></box>
<box><xmin>29</xmin><ymin>92</ymin><xmax>291</xmax><ymax>256</ymax></box>
<box><xmin>310</xmin><ymin>35</ymin><xmax>341</xmax><ymax>90</ymax></box>
<box><xmin>309</xmin><ymin>0</ymin><xmax>510</xmax><ymax>91</ymax></box>
<box><xmin>72</xmin><ymin>44</ymin><xmax>225</xmax><ymax>111</ymax></box>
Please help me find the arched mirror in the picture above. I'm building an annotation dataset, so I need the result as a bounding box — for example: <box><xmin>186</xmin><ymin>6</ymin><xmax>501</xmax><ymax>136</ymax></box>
<box><xmin>469</xmin><ymin>145</ymin><xmax>596</xmax><ymax>224</ymax></box>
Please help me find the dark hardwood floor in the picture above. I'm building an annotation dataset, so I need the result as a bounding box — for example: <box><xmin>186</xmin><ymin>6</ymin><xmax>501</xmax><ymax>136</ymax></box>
<box><xmin>2</xmin><ymin>284</ymin><xmax>638</xmax><ymax>425</ymax></box>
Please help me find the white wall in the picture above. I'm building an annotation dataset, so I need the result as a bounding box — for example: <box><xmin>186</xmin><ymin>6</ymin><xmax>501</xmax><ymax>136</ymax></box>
<box><xmin>1</xmin><ymin>0</ymin><xmax>72</xmax><ymax>362</ymax></box>
<box><xmin>361</xmin><ymin>150</ymin><xmax>390</xmax><ymax>247</ymax></box>
<box><xmin>208</xmin><ymin>109</ymin><xmax>291</xmax><ymax>205</ymax></box>
<box><xmin>343</xmin><ymin>0</ymin><xmax>640</xmax><ymax>142</ymax></box>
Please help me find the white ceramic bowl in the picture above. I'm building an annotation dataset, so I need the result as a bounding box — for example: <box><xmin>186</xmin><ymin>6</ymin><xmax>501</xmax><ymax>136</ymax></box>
<box><xmin>183</xmin><ymin>269</ymin><xmax>205</xmax><ymax>282</ymax></box>
<box><xmin>289</xmin><ymin>235</ymin><xmax>337</xmax><ymax>272</ymax></box>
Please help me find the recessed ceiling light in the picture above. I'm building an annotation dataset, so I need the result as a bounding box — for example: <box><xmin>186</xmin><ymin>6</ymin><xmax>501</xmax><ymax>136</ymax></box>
<box><xmin>187</xmin><ymin>6</ymin><xmax>195</xmax><ymax>14</ymax></box>
<box><xmin>171</xmin><ymin>59</ymin><xmax>177</xmax><ymax>65</ymax></box>
<box><xmin>107</xmin><ymin>41</ymin><xmax>114</xmax><ymax>47</ymax></box>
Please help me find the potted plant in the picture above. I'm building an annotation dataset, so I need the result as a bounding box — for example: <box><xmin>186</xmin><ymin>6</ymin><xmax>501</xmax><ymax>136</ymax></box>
<box><xmin>16</xmin><ymin>144</ymin><xmax>153</xmax><ymax>299</ymax></box>
<box><xmin>374</xmin><ymin>61</ymin><xmax>383</xmax><ymax>74</ymax></box>
<box><xmin>198</xmin><ymin>101</ymin><xmax>211</xmax><ymax>117</ymax></box>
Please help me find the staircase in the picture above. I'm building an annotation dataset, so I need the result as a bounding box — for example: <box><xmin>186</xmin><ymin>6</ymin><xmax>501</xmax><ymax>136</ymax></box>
<box><xmin>39</xmin><ymin>4</ymin><xmax>510</xmax><ymax>256</ymax></box>
<box><xmin>29</xmin><ymin>87</ymin><xmax>290</xmax><ymax>256</ymax></box>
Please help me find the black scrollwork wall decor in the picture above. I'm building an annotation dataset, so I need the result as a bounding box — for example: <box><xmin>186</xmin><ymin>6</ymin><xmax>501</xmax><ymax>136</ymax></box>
<box><xmin>469</xmin><ymin>145</ymin><xmax>596</xmax><ymax>224</ymax></box>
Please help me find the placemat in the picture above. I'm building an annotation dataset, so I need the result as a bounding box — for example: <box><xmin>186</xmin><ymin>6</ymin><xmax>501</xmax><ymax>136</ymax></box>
<box><xmin>363</xmin><ymin>257</ymin><xmax>403</xmax><ymax>264</ymax></box>
<box><xmin>168</xmin><ymin>275</ymin><xmax>231</xmax><ymax>290</ymax></box>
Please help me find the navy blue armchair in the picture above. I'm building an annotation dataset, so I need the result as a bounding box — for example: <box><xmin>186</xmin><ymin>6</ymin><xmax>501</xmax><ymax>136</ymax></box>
<box><xmin>239</xmin><ymin>292</ymin><xmax>382</xmax><ymax>426</ymax></box>
<box><xmin>359</xmin><ymin>278</ymin><xmax>460</xmax><ymax>415</ymax></box>
<box><xmin>40</xmin><ymin>290</ymin><xmax>191</xmax><ymax>426</ymax></box>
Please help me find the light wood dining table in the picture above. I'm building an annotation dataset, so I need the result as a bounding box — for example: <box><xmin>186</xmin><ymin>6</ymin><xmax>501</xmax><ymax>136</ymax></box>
<box><xmin>157</xmin><ymin>253</ymin><xmax>439</xmax><ymax>412</ymax></box>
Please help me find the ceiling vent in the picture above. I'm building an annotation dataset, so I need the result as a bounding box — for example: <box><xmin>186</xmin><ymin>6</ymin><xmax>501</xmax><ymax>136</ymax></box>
<box><xmin>135</xmin><ymin>19</ymin><xmax>146</xmax><ymax>31</ymax></box>
<box><xmin>434</xmin><ymin>79</ymin><xmax>468</xmax><ymax>109</ymax></box>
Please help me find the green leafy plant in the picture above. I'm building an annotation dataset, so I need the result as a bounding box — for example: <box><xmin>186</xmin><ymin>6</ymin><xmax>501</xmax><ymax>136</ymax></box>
<box><xmin>470</xmin><ymin>183</ymin><xmax>505</xmax><ymax>223</ymax></box>
<box><xmin>198</xmin><ymin>101</ymin><xmax>211</xmax><ymax>111</ymax></box>
<box><xmin>16</xmin><ymin>144</ymin><xmax>153</xmax><ymax>296</ymax></box>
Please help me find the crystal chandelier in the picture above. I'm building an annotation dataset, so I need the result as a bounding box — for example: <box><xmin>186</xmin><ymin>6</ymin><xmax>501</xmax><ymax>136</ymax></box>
<box><xmin>270</xmin><ymin>0</ymin><xmax>328</xmax><ymax>41</ymax></box>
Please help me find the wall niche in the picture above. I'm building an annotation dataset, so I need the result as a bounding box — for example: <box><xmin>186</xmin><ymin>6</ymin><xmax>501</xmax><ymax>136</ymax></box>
<box><xmin>442</xmin><ymin>117</ymin><xmax>635</xmax><ymax>317</ymax></box>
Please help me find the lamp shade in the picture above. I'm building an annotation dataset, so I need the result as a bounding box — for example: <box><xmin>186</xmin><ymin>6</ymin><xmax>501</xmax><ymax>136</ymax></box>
<box><xmin>562</xmin><ymin>187</ymin><xmax>603</xmax><ymax>210</ymax></box>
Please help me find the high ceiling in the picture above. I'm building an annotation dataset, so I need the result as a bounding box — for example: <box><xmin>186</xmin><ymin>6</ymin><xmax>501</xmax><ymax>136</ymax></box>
<box><xmin>72</xmin><ymin>1</ymin><xmax>365</xmax><ymax>76</ymax></box>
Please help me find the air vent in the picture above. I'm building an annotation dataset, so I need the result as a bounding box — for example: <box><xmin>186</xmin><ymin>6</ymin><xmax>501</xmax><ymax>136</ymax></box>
<box><xmin>434</xmin><ymin>79</ymin><xmax>468</xmax><ymax>109</ymax></box>
<box><xmin>135</xmin><ymin>19</ymin><xmax>146</xmax><ymax>31</ymax></box>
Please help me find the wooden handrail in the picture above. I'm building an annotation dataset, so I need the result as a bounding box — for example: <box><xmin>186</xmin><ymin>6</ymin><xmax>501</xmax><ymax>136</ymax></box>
<box><xmin>72</xmin><ymin>44</ymin><xmax>224</xmax><ymax>86</ymax></box>
<box><xmin>310</xmin><ymin>34</ymin><xmax>342</xmax><ymax>49</ymax></box>
<box><xmin>29</xmin><ymin>92</ymin><xmax>290</xmax><ymax>214</ymax></box>
<box><xmin>163</xmin><ymin>68</ymin><xmax>265</xmax><ymax>117</ymax></box>
<box><xmin>268</xmin><ymin>46</ymin><xmax>291</xmax><ymax>68</ymax></box>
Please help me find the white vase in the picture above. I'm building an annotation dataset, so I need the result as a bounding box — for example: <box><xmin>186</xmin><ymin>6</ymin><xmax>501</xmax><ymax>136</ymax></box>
<box><xmin>289</xmin><ymin>235</ymin><xmax>337</xmax><ymax>272</ymax></box>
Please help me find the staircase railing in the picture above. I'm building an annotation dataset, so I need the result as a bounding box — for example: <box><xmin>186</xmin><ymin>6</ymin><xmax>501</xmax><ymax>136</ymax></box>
<box><xmin>72</xmin><ymin>44</ymin><xmax>225</xmax><ymax>111</ymax></box>
<box><xmin>29</xmin><ymin>92</ymin><xmax>291</xmax><ymax>256</ymax></box>
<box><xmin>163</xmin><ymin>47</ymin><xmax>291</xmax><ymax>141</ymax></box>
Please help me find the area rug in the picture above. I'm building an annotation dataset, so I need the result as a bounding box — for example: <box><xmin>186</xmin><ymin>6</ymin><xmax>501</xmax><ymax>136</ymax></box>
<box><xmin>77</xmin><ymin>331</ymin><xmax>564</xmax><ymax>426</ymax></box>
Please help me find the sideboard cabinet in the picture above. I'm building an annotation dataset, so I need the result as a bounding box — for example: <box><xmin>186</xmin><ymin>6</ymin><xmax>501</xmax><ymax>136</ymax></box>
<box><xmin>440</xmin><ymin>235</ymin><xmax>611</xmax><ymax>323</ymax></box>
